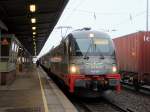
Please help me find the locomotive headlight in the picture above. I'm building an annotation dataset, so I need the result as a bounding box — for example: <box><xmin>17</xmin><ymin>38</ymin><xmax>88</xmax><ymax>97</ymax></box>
<box><xmin>70</xmin><ymin>64</ymin><xmax>80</xmax><ymax>74</ymax></box>
<box><xmin>112</xmin><ymin>66</ymin><xmax>117</xmax><ymax>72</ymax></box>
<box><xmin>70</xmin><ymin>65</ymin><xmax>77</xmax><ymax>73</ymax></box>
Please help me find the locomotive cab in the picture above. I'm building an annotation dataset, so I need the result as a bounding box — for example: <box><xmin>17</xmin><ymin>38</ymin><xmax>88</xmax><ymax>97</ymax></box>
<box><xmin>65</xmin><ymin>30</ymin><xmax>121</xmax><ymax>93</ymax></box>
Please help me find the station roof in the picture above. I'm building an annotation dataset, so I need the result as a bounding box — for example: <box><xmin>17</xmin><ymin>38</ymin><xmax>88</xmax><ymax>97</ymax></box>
<box><xmin>0</xmin><ymin>0</ymin><xmax>68</xmax><ymax>56</ymax></box>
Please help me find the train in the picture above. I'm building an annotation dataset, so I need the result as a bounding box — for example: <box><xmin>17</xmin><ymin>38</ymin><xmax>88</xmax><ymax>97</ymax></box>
<box><xmin>113</xmin><ymin>31</ymin><xmax>150</xmax><ymax>90</ymax></box>
<box><xmin>41</xmin><ymin>28</ymin><xmax>121</xmax><ymax>96</ymax></box>
<box><xmin>0</xmin><ymin>34</ymin><xmax>32</xmax><ymax>85</ymax></box>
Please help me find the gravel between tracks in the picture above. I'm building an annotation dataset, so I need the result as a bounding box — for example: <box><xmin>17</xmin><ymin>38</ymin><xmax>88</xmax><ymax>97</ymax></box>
<box><xmin>103</xmin><ymin>89</ymin><xmax>150</xmax><ymax>112</ymax></box>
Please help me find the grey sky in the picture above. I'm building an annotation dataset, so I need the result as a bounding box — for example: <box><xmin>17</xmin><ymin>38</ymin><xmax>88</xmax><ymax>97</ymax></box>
<box><xmin>37</xmin><ymin>0</ymin><xmax>149</xmax><ymax>58</ymax></box>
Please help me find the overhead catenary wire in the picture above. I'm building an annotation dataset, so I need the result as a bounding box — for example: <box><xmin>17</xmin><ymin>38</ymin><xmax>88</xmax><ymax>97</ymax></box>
<box><xmin>65</xmin><ymin>8</ymin><xmax>131</xmax><ymax>16</ymax></box>
<box><xmin>113</xmin><ymin>10</ymin><xmax>149</xmax><ymax>28</ymax></box>
<box><xmin>60</xmin><ymin>0</ymin><xmax>87</xmax><ymax>25</ymax></box>
<box><xmin>71</xmin><ymin>9</ymin><xmax>149</xmax><ymax>26</ymax></box>
<box><xmin>62</xmin><ymin>5</ymin><xmax>150</xmax><ymax>30</ymax></box>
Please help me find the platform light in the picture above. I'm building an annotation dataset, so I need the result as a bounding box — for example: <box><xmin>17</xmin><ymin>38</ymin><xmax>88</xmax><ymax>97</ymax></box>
<box><xmin>33</xmin><ymin>32</ymin><xmax>36</xmax><ymax>35</ymax></box>
<box><xmin>30</xmin><ymin>4</ymin><xmax>36</xmax><ymax>12</ymax></box>
<box><xmin>31</xmin><ymin>18</ymin><xmax>36</xmax><ymax>23</ymax></box>
<box><xmin>33</xmin><ymin>35</ymin><xmax>35</xmax><ymax>38</ymax></box>
<box><xmin>32</xmin><ymin>26</ymin><xmax>36</xmax><ymax>30</ymax></box>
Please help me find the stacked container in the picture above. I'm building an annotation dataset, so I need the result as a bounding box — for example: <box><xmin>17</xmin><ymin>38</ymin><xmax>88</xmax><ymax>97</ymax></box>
<box><xmin>113</xmin><ymin>31</ymin><xmax>150</xmax><ymax>84</ymax></box>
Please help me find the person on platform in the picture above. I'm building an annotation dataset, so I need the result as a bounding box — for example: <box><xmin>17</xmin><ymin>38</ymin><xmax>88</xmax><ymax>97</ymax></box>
<box><xmin>36</xmin><ymin>60</ymin><xmax>40</xmax><ymax>67</ymax></box>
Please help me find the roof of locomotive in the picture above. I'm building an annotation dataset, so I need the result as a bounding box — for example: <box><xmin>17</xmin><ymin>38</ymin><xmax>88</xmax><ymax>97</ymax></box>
<box><xmin>70</xmin><ymin>29</ymin><xmax>110</xmax><ymax>39</ymax></box>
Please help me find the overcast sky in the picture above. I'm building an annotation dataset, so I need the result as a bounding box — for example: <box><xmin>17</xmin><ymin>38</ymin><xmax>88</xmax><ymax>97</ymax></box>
<box><xmin>37</xmin><ymin>0</ymin><xmax>149</xmax><ymax>58</ymax></box>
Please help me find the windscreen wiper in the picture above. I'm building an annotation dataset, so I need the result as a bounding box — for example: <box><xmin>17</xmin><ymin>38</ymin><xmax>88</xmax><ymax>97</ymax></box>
<box><xmin>94</xmin><ymin>44</ymin><xmax>105</xmax><ymax>59</ymax></box>
<box><xmin>83</xmin><ymin>43</ymin><xmax>91</xmax><ymax>60</ymax></box>
<box><xmin>111</xmin><ymin>51</ymin><xmax>116</xmax><ymax>59</ymax></box>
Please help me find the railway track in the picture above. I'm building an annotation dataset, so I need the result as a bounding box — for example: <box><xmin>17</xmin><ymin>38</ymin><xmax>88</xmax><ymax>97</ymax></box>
<box><xmin>103</xmin><ymin>97</ymin><xmax>135</xmax><ymax>112</ymax></box>
<box><xmin>42</xmin><ymin>67</ymin><xmax>139</xmax><ymax>112</ymax></box>
<box><xmin>71</xmin><ymin>97</ymin><xmax>135</xmax><ymax>112</ymax></box>
<box><xmin>121</xmin><ymin>82</ymin><xmax>150</xmax><ymax>96</ymax></box>
<box><xmin>42</xmin><ymin>67</ymin><xmax>134</xmax><ymax>112</ymax></box>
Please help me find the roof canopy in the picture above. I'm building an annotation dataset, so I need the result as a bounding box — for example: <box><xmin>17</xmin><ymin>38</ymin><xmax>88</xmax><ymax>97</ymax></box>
<box><xmin>0</xmin><ymin>0</ymin><xmax>68</xmax><ymax>55</ymax></box>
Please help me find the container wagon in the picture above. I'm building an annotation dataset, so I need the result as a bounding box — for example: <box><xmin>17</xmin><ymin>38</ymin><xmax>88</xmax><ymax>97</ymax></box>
<box><xmin>113</xmin><ymin>31</ymin><xmax>150</xmax><ymax>88</ymax></box>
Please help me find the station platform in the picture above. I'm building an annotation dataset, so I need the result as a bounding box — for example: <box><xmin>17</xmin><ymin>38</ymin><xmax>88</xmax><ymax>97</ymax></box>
<box><xmin>0</xmin><ymin>66</ymin><xmax>78</xmax><ymax>112</ymax></box>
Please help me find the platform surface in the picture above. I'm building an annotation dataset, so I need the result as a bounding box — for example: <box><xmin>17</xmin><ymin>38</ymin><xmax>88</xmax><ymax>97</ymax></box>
<box><xmin>0</xmin><ymin>67</ymin><xmax>78</xmax><ymax>112</ymax></box>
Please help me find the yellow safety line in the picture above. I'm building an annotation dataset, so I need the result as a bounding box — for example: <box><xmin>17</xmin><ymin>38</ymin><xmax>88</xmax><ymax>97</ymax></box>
<box><xmin>37</xmin><ymin>70</ymin><xmax>49</xmax><ymax>112</ymax></box>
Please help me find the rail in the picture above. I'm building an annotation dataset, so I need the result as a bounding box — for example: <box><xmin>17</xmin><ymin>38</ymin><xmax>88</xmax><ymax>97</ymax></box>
<box><xmin>72</xmin><ymin>97</ymin><xmax>135</xmax><ymax>112</ymax></box>
<box><xmin>103</xmin><ymin>97</ymin><xmax>135</xmax><ymax>112</ymax></box>
<box><xmin>121</xmin><ymin>82</ymin><xmax>150</xmax><ymax>96</ymax></box>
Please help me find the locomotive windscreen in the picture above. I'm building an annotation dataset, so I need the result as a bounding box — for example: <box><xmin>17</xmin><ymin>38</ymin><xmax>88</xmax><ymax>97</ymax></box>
<box><xmin>74</xmin><ymin>37</ymin><xmax>114</xmax><ymax>56</ymax></box>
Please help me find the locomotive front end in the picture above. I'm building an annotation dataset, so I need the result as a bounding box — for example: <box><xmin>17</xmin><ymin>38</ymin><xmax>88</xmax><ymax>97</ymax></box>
<box><xmin>67</xmin><ymin>30</ymin><xmax>121</xmax><ymax>93</ymax></box>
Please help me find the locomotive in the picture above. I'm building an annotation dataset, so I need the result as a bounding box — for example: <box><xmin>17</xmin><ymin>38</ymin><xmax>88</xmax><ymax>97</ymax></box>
<box><xmin>41</xmin><ymin>28</ymin><xmax>121</xmax><ymax>95</ymax></box>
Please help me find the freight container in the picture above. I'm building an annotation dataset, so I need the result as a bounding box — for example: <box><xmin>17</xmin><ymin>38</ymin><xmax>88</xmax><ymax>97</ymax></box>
<box><xmin>113</xmin><ymin>31</ymin><xmax>150</xmax><ymax>86</ymax></box>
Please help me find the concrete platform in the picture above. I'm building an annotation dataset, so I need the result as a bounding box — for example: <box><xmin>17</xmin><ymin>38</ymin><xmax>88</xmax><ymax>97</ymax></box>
<box><xmin>0</xmin><ymin>67</ymin><xmax>78</xmax><ymax>112</ymax></box>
